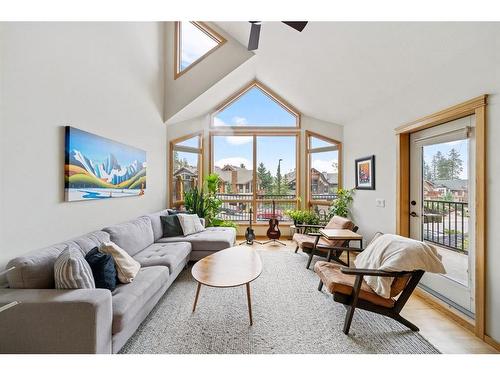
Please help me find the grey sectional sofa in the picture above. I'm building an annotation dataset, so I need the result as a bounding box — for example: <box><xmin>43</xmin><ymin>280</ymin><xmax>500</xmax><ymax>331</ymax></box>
<box><xmin>0</xmin><ymin>209</ymin><xmax>236</xmax><ymax>354</ymax></box>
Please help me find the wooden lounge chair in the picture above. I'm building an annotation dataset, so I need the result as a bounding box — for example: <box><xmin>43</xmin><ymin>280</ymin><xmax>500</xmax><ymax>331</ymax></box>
<box><xmin>292</xmin><ymin>216</ymin><xmax>357</xmax><ymax>269</ymax></box>
<box><xmin>314</xmin><ymin>247</ymin><xmax>425</xmax><ymax>334</ymax></box>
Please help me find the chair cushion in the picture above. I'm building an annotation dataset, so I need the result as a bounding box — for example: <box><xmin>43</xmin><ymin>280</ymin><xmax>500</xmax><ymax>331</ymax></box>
<box><xmin>156</xmin><ymin>227</ymin><xmax>236</xmax><ymax>252</ymax></box>
<box><xmin>111</xmin><ymin>266</ymin><xmax>169</xmax><ymax>334</ymax></box>
<box><xmin>103</xmin><ymin>217</ymin><xmax>154</xmax><ymax>257</ymax></box>
<box><xmin>292</xmin><ymin>233</ymin><xmax>337</xmax><ymax>250</ymax></box>
<box><xmin>325</xmin><ymin>216</ymin><xmax>355</xmax><ymax>230</ymax></box>
<box><xmin>314</xmin><ymin>261</ymin><xmax>395</xmax><ymax>308</ymax></box>
<box><xmin>133</xmin><ymin>242</ymin><xmax>191</xmax><ymax>272</ymax></box>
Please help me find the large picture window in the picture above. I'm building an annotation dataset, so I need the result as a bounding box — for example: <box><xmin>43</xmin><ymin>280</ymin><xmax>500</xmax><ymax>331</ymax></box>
<box><xmin>170</xmin><ymin>133</ymin><xmax>203</xmax><ymax>208</ymax></box>
<box><xmin>306</xmin><ymin>131</ymin><xmax>342</xmax><ymax>215</ymax></box>
<box><xmin>211</xmin><ymin>133</ymin><xmax>298</xmax><ymax>223</ymax></box>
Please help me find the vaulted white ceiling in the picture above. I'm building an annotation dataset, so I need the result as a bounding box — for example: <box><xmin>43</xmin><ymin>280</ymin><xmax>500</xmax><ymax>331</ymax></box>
<box><xmin>167</xmin><ymin>22</ymin><xmax>500</xmax><ymax>126</ymax></box>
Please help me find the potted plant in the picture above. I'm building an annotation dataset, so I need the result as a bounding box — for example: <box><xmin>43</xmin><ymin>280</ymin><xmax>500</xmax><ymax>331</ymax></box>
<box><xmin>328</xmin><ymin>188</ymin><xmax>355</xmax><ymax>218</ymax></box>
<box><xmin>285</xmin><ymin>209</ymin><xmax>306</xmax><ymax>225</ymax></box>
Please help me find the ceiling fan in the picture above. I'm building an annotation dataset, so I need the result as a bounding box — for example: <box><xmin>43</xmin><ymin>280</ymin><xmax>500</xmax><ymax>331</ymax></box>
<box><xmin>247</xmin><ymin>21</ymin><xmax>308</xmax><ymax>51</ymax></box>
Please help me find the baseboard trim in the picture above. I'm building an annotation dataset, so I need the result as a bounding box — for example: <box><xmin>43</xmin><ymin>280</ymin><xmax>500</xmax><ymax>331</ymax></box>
<box><xmin>414</xmin><ymin>287</ymin><xmax>475</xmax><ymax>333</ymax></box>
<box><xmin>484</xmin><ymin>335</ymin><xmax>500</xmax><ymax>352</ymax></box>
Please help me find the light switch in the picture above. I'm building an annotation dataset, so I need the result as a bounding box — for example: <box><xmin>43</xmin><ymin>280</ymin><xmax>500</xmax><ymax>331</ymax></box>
<box><xmin>376</xmin><ymin>199</ymin><xmax>385</xmax><ymax>208</ymax></box>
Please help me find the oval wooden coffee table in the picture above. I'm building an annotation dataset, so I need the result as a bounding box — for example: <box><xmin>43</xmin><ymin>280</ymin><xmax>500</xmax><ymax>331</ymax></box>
<box><xmin>191</xmin><ymin>245</ymin><xmax>262</xmax><ymax>325</ymax></box>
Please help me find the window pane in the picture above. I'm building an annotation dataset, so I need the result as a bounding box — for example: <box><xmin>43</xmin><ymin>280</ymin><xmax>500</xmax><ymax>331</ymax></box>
<box><xmin>213</xmin><ymin>86</ymin><xmax>297</xmax><ymax>127</ymax></box>
<box><xmin>311</xmin><ymin>135</ymin><xmax>337</xmax><ymax>149</ymax></box>
<box><xmin>172</xmin><ymin>150</ymin><xmax>199</xmax><ymax>206</ymax></box>
<box><xmin>256</xmin><ymin>201</ymin><xmax>296</xmax><ymax>223</ymax></box>
<box><xmin>213</xmin><ymin>136</ymin><xmax>253</xmax><ymax>221</ymax></box>
<box><xmin>310</xmin><ymin>150</ymin><xmax>339</xmax><ymax>201</ymax></box>
<box><xmin>256</xmin><ymin>136</ymin><xmax>296</xmax><ymax>199</ymax></box>
<box><xmin>175</xmin><ymin>135</ymin><xmax>200</xmax><ymax>148</ymax></box>
<box><xmin>180</xmin><ymin>22</ymin><xmax>219</xmax><ymax>71</ymax></box>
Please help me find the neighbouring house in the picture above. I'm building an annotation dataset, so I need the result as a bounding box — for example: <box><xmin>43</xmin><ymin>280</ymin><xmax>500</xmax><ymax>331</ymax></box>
<box><xmin>424</xmin><ymin>179</ymin><xmax>468</xmax><ymax>202</ymax></box>
<box><xmin>172</xmin><ymin>165</ymin><xmax>198</xmax><ymax>201</ymax></box>
<box><xmin>215</xmin><ymin>165</ymin><xmax>253</xmax><ymax>194</ymax></box>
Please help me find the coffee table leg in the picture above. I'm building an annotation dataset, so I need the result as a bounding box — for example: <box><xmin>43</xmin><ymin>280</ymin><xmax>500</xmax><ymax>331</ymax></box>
<box><xmin>192</xmin><ymin>282</ymin><xmax>201</xmax><ymax>312</ymax></box>
<box><xmin>246</xmin><ymin>282</ymin><xmax>253</xmax><ymax>326</ymax></box>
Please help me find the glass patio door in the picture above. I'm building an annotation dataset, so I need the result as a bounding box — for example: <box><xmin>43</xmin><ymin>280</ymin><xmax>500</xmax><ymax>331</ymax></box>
<box><xmin>409</xmin><ymin>115</ymin><xmax>475</xmax><ymax>315</ymax></box>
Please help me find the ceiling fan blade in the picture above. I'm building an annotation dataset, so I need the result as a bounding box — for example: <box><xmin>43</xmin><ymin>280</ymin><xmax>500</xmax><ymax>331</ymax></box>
<box><xmin>248</xmin><ymin>22</ymin><xmax>261</xmax><ymax>51</ymax></box>
<box><xmin>282</xmin><ymin>21</ymin><xmax>308</xmax><ymax>32</ymax></box>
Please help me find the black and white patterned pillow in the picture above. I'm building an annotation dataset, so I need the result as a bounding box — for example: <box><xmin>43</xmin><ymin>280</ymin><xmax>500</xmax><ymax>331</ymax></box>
<box><xmin>54</xmin><ymin>246</ymin><xmax>96</xmax><ymax>289</ymax></box>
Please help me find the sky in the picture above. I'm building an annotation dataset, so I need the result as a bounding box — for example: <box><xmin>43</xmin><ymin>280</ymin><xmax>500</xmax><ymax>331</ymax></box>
<box><xmin>423</xmin><ymin>139</ymin><xmax>468</xmax><ymax>180</ymax></box>
<box><xmin>180</xmin><ymin>22</ymin><xmax>218</xmax><ymax>70</ymax></box>
<box><xmin>67</xmin><ymin>127</ymin><xmax>146</xmax><ymax>166</ymax></box>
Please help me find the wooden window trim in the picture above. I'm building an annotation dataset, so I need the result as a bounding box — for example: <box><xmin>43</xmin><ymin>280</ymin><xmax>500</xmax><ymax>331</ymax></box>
<box><xmin>209</xmin><ymin>132</ymin><xmax>300</xmax><ymax>224</ymax></box>
<box><xmin>395</xmin><ymin>94</ymin><xmax>487</xmax><ymax>340</ymax></box>
<box><xmin>210</xmin><ymin>80</ymin><xmax>301</xmax><ymax>130</ymax></box>
<box><xmin>305</xmin><ymin>130</ymin><xmax>343</xmax><ymax>209</ymax></box>
<box><xmin>174</xmin><ymin>21</ymin><xmax>226</xmax><ymax>80</ymax></box>
<box><xmin>169</xmin><ymin>131</ymin><xmax>204</xmax><ymax>207</ymax></box>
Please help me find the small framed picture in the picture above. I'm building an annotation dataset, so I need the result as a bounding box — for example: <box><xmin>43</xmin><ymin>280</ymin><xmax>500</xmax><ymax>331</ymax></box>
<box><xmin>355</xmin><ymin>155</ymin><xmax>375</xmax><ymax>190</ymax></box>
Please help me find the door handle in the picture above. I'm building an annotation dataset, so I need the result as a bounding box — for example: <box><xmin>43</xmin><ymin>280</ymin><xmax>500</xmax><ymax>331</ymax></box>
<box><xmin>409</xmin><ymin>212</ymin><xmax>419</xmax><ymax>217</ymax></box>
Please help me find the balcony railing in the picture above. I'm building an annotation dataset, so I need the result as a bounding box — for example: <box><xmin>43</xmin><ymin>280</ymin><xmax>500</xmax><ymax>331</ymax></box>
<box><xmin>215</xmin><ymin>193</ymin><xmax>297</xmax><ymax>222</ymax></box>
<box><xmin>423</xmin><ymin>199</ymin><xmax>468</xmax><ymax>254</ymax></box>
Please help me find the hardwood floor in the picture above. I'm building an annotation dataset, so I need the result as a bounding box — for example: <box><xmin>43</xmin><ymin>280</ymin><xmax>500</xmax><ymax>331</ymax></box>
<box><xmin>248</xmin><ymin>238</ymin><xmax>498</xmax><ymax>354</ymax></box>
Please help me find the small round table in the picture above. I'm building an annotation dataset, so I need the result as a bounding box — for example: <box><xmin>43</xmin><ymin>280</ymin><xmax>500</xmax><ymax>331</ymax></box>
<box><xmin>191</xmin><ymin>245</ymin><xmax>262</xmax><ymax>325</ymax></box>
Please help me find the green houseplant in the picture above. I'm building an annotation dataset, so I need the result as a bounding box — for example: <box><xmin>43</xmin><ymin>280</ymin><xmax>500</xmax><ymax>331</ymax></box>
<box><xmin>328</xmin><ymin>188</ymin><xmax>355</xmax><ymax>218</ymax></box>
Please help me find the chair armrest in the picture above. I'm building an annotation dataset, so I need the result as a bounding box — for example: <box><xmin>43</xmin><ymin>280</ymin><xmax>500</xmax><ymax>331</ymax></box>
<box><xmin>316</xmin><ymin>245</ymin><xmax>364</xmax><ymax>252</ymax></box>
<box><xmin>0</xmin><ymin>288</ymin><xmax>112</xmax><ymax>354</ymax></box>
<box><xmin>306</xmin><ymin>232</ymin><xmax>322</xmax><ymax>237</ymax></box>
<box><xmin>340</xmin><ymin>268</ymin><xmax>413</xmax><ymax>277</ymax></box>
<box><xmin>295</xmin><ymin>224</ymin><xmax>325</xmax><ymax>229</ymax></box>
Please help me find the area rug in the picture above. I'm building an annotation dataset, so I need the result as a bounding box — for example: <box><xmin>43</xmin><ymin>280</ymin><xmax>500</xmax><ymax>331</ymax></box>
<box><xmin>120</xmin><ymin>248</ymin><xmax>439</xmax><ymax>354</ymax></box>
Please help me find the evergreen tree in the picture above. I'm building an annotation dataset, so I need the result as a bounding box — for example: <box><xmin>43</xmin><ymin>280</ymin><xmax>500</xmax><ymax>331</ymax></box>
<box><xmin>423</xmin><ymin>161</ymin><xmax>432</xmax><ymax>181</ymax></box>
<box><xmin>257</xmin><ymin>162</ymin><xmax>273</xmax><ymax>193</ymax></box>
<box><xmin>447</xmin><ymin>148</ymin><xmax>463</xmax><ymax>180</ymax></box>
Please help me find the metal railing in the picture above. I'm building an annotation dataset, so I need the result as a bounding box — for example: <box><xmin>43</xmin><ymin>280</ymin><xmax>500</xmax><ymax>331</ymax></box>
<box><xmin>311</xmin><ymin>193</ymin><xmax>338</xmax><ymax>201</ymax></box>
<box><xmin>423</xmin><ymin>200</ymin><xmax>468</xmax><ymax>254</ymax></box>
<box><xmin>215</xmin><ymin>194</ymin><xmax>297</xmax><ymax>222</ymax></box>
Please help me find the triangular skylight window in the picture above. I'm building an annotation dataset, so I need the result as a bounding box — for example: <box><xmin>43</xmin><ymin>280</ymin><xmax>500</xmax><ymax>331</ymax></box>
<box><xmin>212</xmin><ymin>82</ymin><xmax>299</xmax><ymax>128</ymax></box>
<box><xmin>175</xmin><ymin>22</ymin><xmax>225</xmax><ymax>78</ymax></box>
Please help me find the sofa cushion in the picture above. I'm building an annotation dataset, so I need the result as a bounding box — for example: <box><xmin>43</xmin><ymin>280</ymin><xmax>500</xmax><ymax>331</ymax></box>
<box><xmin>141</xmin><ymin>209</ymin><xmax>169</xmax><ymax>241</ymax></box>
<box><xmin>100</xmin><ymin>242</ymin><xmax>140</xmax><ymax>284</ymax></box>
<box><xmin>156</xmin><ymin>226</ymin><xmax>236</xmax><ymax>252</ymax></box>
<box><xmin>111</xmin><ymin>266</ymin><xmax>169</xmax><ymax>334</ymax></box>
<box><xmin>6</xmin><ymin>231</ymin><xmax>110</xmax><ymax>289</ymax></box>
<box><xmin>133</xmin><ymin>242</ymin><xmax>191</xmax><ymax>272</ymax></box>
<box><xmin>160</xmin><ymin>215</ymin><xmax>183</xmax><ymax>237</ymax></box>
<box><xmin>102</xmin><ymin>217</ymin><xmax>154</xmax><ymax>257</ymax></box>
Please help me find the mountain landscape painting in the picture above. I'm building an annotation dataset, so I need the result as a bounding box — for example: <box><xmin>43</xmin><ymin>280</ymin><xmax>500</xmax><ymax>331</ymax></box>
<box><xmin>65</xmin><ymin>126</ymin><xmax>146</xmax><ymax>201</ymax></box>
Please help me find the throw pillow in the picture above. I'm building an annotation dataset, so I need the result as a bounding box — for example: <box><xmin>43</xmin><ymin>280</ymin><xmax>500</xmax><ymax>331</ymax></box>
<box><xmin>54</xmin><ymin>245</ymin><xmax>95</xmax><ymax>289</ymax></box>
<box><xmin>85</xmin><ymin>246</ymin><xmax>117</xmax><ymax>291</ymax></box>
<box><xmin>160</xmin><ymin>215</ymin><xmax>184</xmax><ymax>237</ymax></box>
<box><xmin>177</xmin><ymin>214</ymin><xmax>204</xmax><ymax>236</ymax></box>
<box><xmin>100</xmin><ymin>242</ymin><xmax>141</xmax><ymax>283</ymax></box>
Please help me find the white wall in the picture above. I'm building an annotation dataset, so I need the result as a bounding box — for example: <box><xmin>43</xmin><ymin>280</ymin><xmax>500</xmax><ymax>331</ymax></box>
<box><xmin>166</xmin><ymin>114</ymin><xmax>343</xmax><ymax>236</ymax></box>
<box><xmin>343</xmin><ymin>36</ymin><xmax>500</xmax><ymax>340</ymax></box>
<box><xmin>0</xmin><ymin>22</ymin><xmax>168</xmax><ymax>268</ymax></box>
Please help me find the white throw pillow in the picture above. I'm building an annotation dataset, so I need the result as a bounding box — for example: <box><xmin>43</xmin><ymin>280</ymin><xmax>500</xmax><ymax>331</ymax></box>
<box><xmin>54</xmin><ymin>245</ymin><xmax>95</xmax><ymax>289</ymax></box>
<box><xmin>177</xmin><ymin>214</ymin><xmax>205</xmax><ymax>236</ymax></box>
<box><xmin>100</xmin><ymin>241</ymin><xmax>141</xmax><ymax>283</ymax></box>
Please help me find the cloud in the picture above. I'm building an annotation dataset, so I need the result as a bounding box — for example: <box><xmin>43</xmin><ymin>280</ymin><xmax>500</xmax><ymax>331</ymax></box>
<box><xmin>180</xmin><ymin>22</ymin><xmax>218</xmax><ymax>66</ymax></box>
<box><xmin>232</xmin><ymin>116</ymin><xmax>248</xmax><ymax>126</ymax></box>
<box><xmin>215</xmin><ymin>157</ymin><xmax>252</xmax><ymax>169</ymax></box>
<box><xmin>225</xmin><ymin>136</ymin><xmax>253</xmax><ymax>145</ymax></box>
<box><xmin>312</xmin><ymin>159</ymin><xmax>338</xmax><ymax>173</ymax></box>
<box><xmin>213</xmin><ymin>116</ymin><xmax>226</xmax><ymax>127</ymax></box>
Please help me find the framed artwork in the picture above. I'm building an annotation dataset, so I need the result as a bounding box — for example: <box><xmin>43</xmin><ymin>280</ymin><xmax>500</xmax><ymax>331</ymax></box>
<box><xmin>355</xmin><ymin>155</ymin><xmax>375</xmax><ymax>190</ymax></box>
<box><xmin>65</xmin><ymin>126</ymin><xmax>147</xmax><ymax>201</ymax></box>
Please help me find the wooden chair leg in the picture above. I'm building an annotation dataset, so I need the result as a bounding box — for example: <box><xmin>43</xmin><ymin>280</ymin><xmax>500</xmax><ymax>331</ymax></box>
<box><xmin>343</xmin><ymin>305</ymin><xmax>356</xmax><ymax>334</ymax></box>
<box><xmin>317</xmin><ymin>280</ymin><xmax>324</xmax><ymax>291</ymax></box>
<box><xmin>393</xmin><ymin>314</ymin><xmax>419</xmax><ymax>331</ymax></box>
<box><xmin>306</xmin><ymin>249</ymin><xmax>315</xmax><ymax>269</ymax></box>
<box><xmin>295</xmin><ymin>245</ymin><xmax>299</xmax><ymax>253</ymax></box>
